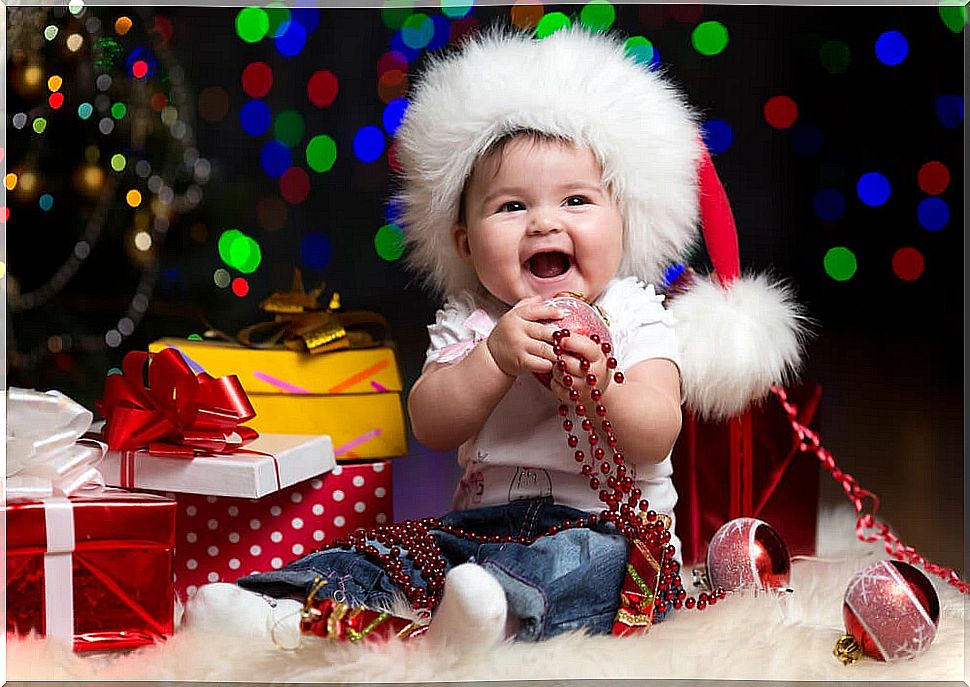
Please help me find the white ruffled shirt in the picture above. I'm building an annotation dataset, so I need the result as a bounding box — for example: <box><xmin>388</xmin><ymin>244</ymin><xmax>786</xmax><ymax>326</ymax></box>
<box><xmin>424</xmin><ymin>277</ymin><xmax>683</xmax><ymax>557</ymax></box>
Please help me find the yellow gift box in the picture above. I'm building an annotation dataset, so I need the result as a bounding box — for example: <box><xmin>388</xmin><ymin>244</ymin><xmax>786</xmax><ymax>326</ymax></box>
<box><xmin>148</xmin><ymin>338</ymin><xmax>407</xmax><ymax>460</ymax></box>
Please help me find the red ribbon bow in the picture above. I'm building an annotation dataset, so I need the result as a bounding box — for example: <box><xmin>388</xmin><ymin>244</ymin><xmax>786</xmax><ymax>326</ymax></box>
<box><xmin>98</xmin><ymin>348</ymin><xmax>258</xmax><ymax>456</ymax></box>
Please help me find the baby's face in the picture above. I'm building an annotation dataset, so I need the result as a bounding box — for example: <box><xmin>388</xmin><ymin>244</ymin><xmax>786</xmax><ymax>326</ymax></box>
<box><xmin>453</xmin><ymin>138</ymin><xmax>623</xmax><ymax>306</ymax></box>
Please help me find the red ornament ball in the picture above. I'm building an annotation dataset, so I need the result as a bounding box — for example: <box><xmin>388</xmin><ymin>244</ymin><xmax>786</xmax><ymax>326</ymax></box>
<box><xmin>706</xmin><ymin>517</ymin><xmax>791</xmax><ymax>593</ymax></box>
<box><xmin>535</xmin><ymin>293</ymin><xmax>611</xmax><ymax>388</ymax></box>
<box><xmin>842</xmin><ymin>560</ymin><xmax>940</xmax><ymax>662</ymax></box>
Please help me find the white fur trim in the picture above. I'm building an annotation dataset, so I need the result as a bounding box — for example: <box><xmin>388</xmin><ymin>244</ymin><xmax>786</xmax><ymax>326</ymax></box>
<box><xmin>395</xmin><ymin>26</ymin><xmax>701</xmax><ymax>298</ymax></box>
<box><xmin>668</xmin><ymin>274</ymin><xmax>809</xmax><ymax>420</ymax></box>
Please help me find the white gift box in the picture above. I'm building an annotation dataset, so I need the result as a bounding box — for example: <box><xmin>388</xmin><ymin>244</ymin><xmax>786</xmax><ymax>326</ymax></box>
<box><xmin>98</xmin><ymin>433</ymin><xmax>335</xmax><ymax>498</ymax></box>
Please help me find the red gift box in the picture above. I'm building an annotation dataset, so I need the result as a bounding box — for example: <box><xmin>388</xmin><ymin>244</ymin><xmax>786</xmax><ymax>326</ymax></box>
<box><xmin>672</xmin><ymin>384</ymin><xmax>822</xmax><ymax>565</ymax></box>
<box><xmin>5</xmin><ymin>491</ymin><xmax>177</xmax><ymax>652</ymax></box>
<box><xmin>167</xmin><ymin>459</ymin><xmax>393</xmax><ymax>598</ymax></box>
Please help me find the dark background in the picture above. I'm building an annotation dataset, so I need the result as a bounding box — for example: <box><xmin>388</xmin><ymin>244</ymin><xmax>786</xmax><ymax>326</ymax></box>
<box><xmin>6</xmin><ymin>4</ymin><xmax>964</xmax><ymax>572</ymax></box>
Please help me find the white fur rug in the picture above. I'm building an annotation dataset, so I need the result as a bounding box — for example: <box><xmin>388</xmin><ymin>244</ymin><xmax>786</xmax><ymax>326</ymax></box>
<box><xmin>7</xmin><ymin>506</ymin><xmax>966</xmax><ymax>683</ymax></box>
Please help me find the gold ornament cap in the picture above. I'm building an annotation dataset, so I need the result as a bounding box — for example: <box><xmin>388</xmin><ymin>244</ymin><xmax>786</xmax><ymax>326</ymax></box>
<box><xmin>834</xmin><ymin>634</ymin><xmax>863</xmax><ymax>665</ymax></box>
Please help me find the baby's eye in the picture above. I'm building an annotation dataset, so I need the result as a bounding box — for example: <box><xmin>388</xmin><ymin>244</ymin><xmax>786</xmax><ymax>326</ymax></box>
<box><xmin>499</xmin><ymin>201</ymin><xmax>525</xmax><ymax>213</ymax></box>
<box><xmin>564</xmin><ymin>196</ymin><xmax>589</xmax><ymax>207</ymax></box>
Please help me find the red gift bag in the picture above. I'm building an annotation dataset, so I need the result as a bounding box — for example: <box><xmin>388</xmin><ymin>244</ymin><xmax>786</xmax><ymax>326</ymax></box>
<box><xmin>672</xmin><ymin>383</ymin><xmax>822</xmax><ymax>565</ymax></box>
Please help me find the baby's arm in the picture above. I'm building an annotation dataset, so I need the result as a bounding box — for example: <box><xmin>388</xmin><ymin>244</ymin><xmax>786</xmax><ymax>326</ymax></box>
<box><xmin>553</xmin><ymin>334</ymin><xmax>681</xmax><ymax>465</ymax></box>
<box><xmin>409</xmin><ymin>297</ymin><xmax>562</xmax><ymax>451</ymax></box>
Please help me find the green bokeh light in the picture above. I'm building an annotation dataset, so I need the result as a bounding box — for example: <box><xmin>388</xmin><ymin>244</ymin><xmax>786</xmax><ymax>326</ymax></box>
<box><xmin>939</xmin><ymin>2</ymin><xmax>967</xmax><ymax>32</ymax></box>
<box><xmin>265</xmin><ymin>4</ymin><xmax>291</xmax><ymax>38</ymax></box>
<box><xmin>110</xmin><ymin>153</ymin><xmax>126</xmax><ymax>172</ymax></box>
<box><xmin>188</xmin><ymin>333</ymin><xmax>204</xmax><ymax>341</ymax></box>
<box><xmin>823</xmin><ymin>246</ymin><xmax>857</xmax><ymax>281</ymax></box>
<box><xmin>401</xmin><ymin>13</ymin><xmax>434</xmax><ymax>49</ymax></box>
<box><xmin>382</xmin><ymin>0</ymin><xmax>414</xmax><ymax>30</ymax></box>
<box><xmin>33</xmin><ymin>117</ymin><xmax>48</xmax><ymax>134</ymax></box>
<box><xmin>218</xmin><ymin>229</ymin><xmax>243</xmax><ymax>266</ymax></box>
<box><xmin>441</xmin><ymin>0</ymin><xmax>472</xmax><ymax>19</ymax></box>
<box><xmin>306</xmin><ymin>135</ymin><xmax>338</xmax><ymax>173</ymax></box>
<box><xmin>819</xmin><ymin>40</ymin><xmax>851</xmax><ymax>74</ymax></box>
<box><xmin>218</xmin><ymin>229</ymin><xmax>262</xmax><ymax>274</ymax></box>
<box><xmin>580</xmin><ymin>0</ymin><xmax>615</xmax><ymax>32</ymax></box>
<box><xmin>375</xmin><ymin>223</ymin><xmax>405</xmax><ymax>262</ymax></box>
<box><xmin>235</xmin><ymin>7</ymin><xmax>269</xmax><ymax>43</ymax></box>
<box><xmin>536</xmin><ymin>12</ymin><xmax>571</xmax><ymax>38</ymax></box>
<box><xmin>111</xmin><ymin>102</ymin><xmax>127</xmax><ymax>119</ymax></box>
<box><xmin>625</xmin><ymin>35</ymin><xmax>655</xmax><ymax>65</ymax></box>
<box><xmin>274</xmin><ymin>110</ymin><xmax>305</xmax><ymax>148</ymax></box>
<box><xmin>691</xmin><ymin>21</ymin><xmax>729</xmax><ymax>56</ymax></box>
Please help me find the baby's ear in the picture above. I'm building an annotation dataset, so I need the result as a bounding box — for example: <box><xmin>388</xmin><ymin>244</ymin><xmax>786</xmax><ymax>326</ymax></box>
<box><xmin>452</xmin><ymin>223</ymin><xmax>473</xmax><ymax>263</ymax></box>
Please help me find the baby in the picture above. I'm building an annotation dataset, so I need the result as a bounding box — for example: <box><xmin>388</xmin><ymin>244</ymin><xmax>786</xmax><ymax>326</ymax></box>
<box><xmin>186</xmin><ymin>26</ymin><xmax>804</xmax><ymax>650</ymax></box>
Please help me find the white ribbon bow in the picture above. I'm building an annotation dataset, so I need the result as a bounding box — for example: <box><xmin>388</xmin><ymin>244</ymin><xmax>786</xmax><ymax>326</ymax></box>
<box><xmin>6</xmin><ymin>387</ymin><xmax>105</xmax><ymax>501</ymax></box>
<box><xmin>435</xmin><ymin>309</ymin><xmax>496</xmax><ymax>364</ymax></box>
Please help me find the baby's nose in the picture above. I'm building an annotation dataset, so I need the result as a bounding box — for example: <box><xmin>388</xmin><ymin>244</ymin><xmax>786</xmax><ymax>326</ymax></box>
<box><xmin>527</xmin><ymin>209</ymin><xmax>562</xmax><ymax>234</ymax></box>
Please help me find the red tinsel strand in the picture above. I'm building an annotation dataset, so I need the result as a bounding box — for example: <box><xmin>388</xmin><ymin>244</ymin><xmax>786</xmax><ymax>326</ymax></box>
<box><xmin>771</xmin><ymin>385</ymin><xmax>969</xmax><ymax>595</ymax></box>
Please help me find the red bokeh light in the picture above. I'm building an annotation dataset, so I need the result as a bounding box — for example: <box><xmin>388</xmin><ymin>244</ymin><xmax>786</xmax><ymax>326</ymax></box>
<box><xmin>242</xmin><ymin>62</ymin><xmax>273</xmax><ymax>99</ymax></box>
<box><xmin>132</xmin><ymin>60</ymin><xmax>149</xmax><ymax>79</ymax></box>
<box><xmin>280</xmin><ymin>167</ymin><xmax>311</xmax><ymax>204</ymax></box>
<box><xmin>377</xmin><ymin>51</ymin><xmax>408</xmax><ymax>77</ymax></box>
<box><xmin>307</xmin><ymin>70</ymin><xmax>339</xmax><ymax>108</ymax></box>
<box><xmin>892</xmin><ymin>247</ymin><xmax>924</xmax><ymax>281</ymax></box>
<box><xmin>48</xmin><ymin>92</ymin><xmax>65</xmax><ymax>109</ymax></box>
<box><xmin>764</xmin><ymin>95</ymin><xmax>799</xmax><ymax>130</ymax></box>
<box><xmin>917</xmin><ymin>161</ymin><xmax>950</xmax><ymax>195</ymax></box>
<box><xmin>231</xmin><ymin>277</ymin><xmax>250</xmax><ymax>297</ymax></box>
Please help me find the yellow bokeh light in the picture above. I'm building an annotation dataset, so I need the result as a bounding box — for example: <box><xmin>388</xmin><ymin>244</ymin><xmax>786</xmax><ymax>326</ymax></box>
<box><xmin>66</xmin><ymin>34</ymin><xmax>84</xmax><ymax>52</ymax></box>
<box><xmin>126</xmin><ymin>189</ymin><xmax>143</xmax><ymax>207</ymax></box>
<box><xmin>77</xmin><ymin>164</ymin><xmax>105</xmax><ymax>195</ymax></box>
<box><xmin>4</xmin><ymin>173</ymin><xmax>18</xmax><ymax>191</ymax></box>
<box><xmin>48</xmin><ymin>75</ymin><xmax>63</xmax><ymax>92</ymax></box>
<box><xmin>115</xmin><ymin>16</ymin><xmax>133</xmax><ymax>35</ymax></box>
<box><xmin>18</xmin><ymin>171</ymin><xmax>38</xmax><ymax>194</ymax></box>
<box><xmin>23</xmin><ymin>65</ymin><xmax>43</xmax><ymax>89</ymax></box>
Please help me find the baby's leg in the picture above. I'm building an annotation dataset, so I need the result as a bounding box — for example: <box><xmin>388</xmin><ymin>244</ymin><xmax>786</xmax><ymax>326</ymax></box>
<box><xmin>426</xmin><ymin>562</ymin><xmax>508</xmax><ymax>651</ymax></box>
<box><xmin>182</xmin><ymin>582</ymin><xmax>303</xmax><ymax>645</ymax></box>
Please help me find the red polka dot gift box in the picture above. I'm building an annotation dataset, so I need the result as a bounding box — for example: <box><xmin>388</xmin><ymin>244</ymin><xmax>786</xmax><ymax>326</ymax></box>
<box><xmin>167</xmin><ymin>460</ymin><xmax>393</xmax><ymax>598</ymax></box>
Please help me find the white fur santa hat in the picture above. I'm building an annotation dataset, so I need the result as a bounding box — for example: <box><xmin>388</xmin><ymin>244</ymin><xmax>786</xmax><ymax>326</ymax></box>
<box><xmin>394</xmin><ymin>25</ymin><xmax>808</xmax><ymax>420</ymax></box>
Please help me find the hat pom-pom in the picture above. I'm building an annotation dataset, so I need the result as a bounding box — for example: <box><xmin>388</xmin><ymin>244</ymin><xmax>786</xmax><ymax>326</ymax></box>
<box><xmin>668</xmin><ymin>273</ymin><xmax>809</xmax><ymax>421</ymax></box>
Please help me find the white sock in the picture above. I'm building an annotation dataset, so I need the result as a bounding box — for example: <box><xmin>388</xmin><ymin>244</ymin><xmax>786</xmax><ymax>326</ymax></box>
<box><xmin>426</xmin><ymin>563</ymin><xmax>508</xmax><ymax>652</ymax></box>
<box><xmin>182</xmin><ymin>582</ymin><xmax>303</xmax><ymax>647</ymax></box>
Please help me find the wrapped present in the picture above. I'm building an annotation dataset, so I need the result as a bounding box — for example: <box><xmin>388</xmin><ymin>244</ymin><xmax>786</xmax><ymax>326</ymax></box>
<box><xmin>672</xmin><ymin>383</ymin><xmax>822</xmax><ymax>564</ymax></box>
<box><xmin>6</xmin><ymin>383</ymin><xmax>177</xmax><ymax>652</ymax></box>
<box><xmin>146</xmin><ymin>339</ymin><xmax>407</xmax><ymax>460</ymax></box>
<box><xmin>611</xmin><ymin>515</ymin><xmax>672</xmax><ymax>636</ymax></box>
<box><xmin>165</xmin><ymin>459</ymin><xmax>393</xmax><ymax>597</ymax></box>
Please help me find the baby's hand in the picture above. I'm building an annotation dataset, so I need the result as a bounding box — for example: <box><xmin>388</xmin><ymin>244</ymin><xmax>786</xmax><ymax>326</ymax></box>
<box><xmin>486</xmin><ymin>297</ymin><xmax>563</xmax><ymax>378</ymax></box>
<box><xmin>550</xmin><ymin>333</ymin><xmax>612</xmax><ymax>405</ymax></box>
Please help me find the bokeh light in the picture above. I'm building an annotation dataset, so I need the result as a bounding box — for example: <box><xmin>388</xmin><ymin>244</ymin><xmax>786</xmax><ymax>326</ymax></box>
<box><xmin>764</xmin><ymin>95</ymin><xmax>798</xmax><ymax>129</ymax></box>
<box><xmin>275</xmin><ymin>20</ymin><xmax>308</xmax><ymax>57</ymax></box>
<box><xmin>378</xmin><ymin>69</ymin><xmax>409</xmax><ymax>103</ymax></box>
<box><xmin>536</xmin><ymin>12</ymin><xmax>571</xmax><ymax>38</ymax></box>
<box><xmin>306</xmin><ymin>135</ymin><xmax>338</xmax><ymax>173</ymax></box>
<box><xmin>44</xmin><ymin>25</ymin><xmax>59</xmax><ymax>41</ymax></box>
<box><xmin>812</xmin><ymin>188</ymin><xmax>846</xmax><ymax>222</ymax></box>
<box><xmin>213</xmin><ymin>268</ymin><xmax>231</xmax><ymax>288</ymax></box>
<box><xmin>115</xmin><ymin>15</ymin><xmax>133</xmax><ymax>35</ymax></box>
<box><xmin>382</xmin><ymin>98</ymin><xmax>408</xmax><ymax>135</ymax></box>
<box><xmin>110</xmin><ymin>153</ymin><xmax>126</xmax><ymax>171</ymax></box>
<box><xmin>4</xmin><ymin>173</ymin><xmax>17</xmax><ymax>191</ymax></box>
<box><xmin>265</xmin><ymin>6</ymin><xmax>292</xmax><ymax>38</ymax></box>
<box><xmin>280</xmin><ymin>167</ymin><xmax>311</xmax><ymax>204</ymax></box>
<box><xmin>242</xmin><ymin>61</ymin><xmax>273</xmax><ymax>98</ymax></box>
<box><xmin>441</xmin><ymin>0</ymin><xmax>472</xmax><ymax>19</ymax></box>
<box><xmin>824</xmin><ymin>246</ymin><xmax>857</xmax><ymax>281</ymax></box>
<box><xmin>916</xmin><ymin>197</ymin><xmax>949</xmax><ymax>231</ymax></box>
<box><xmin>126</xmin><ymin>189</ymin><xmax>143</xmax><ymax>207</ymax></box>
<box><xmin>39</xmin><ymin>194</ymin><xmax>54</xmax><ymax>212</ymax></box>
<box><xmin>917</xmin><ymin>161</ymin><xmax>949</xmax><ymax>195</ymax></box>
<box><xmin>580</xmin><ymin>0</ymin><xmax>615</xmax><ymax>32</ymax></box>
<box><xmin>78</xmin><ymin>103</ymin><xmax>94</xmax><ymax>120</ymax></box>
<box><xmin>692</xmin><ymin>20</ymin><xmax>729</xmax><ymax>56</ymax></box>
<box><xmin>111</xmin><ymin>102</ymin><xmax>127</xmax><ymax>119</ymax></box>
<box><xmin>48</xmin><ymin>75</ymin><xmax>63</xmax><ymax>92</ymax></box>
<box><xmin>625</xmin><ymin>35</ymin><xmax>658</xmax><ymax>67</ymax></box>
<box><xmin>511</xmin><ymin>1</ymin><xmax>544</xmax><ymax>29</ymax></box>
<box><xmin>353</xmin><ymin>126</ymin><xmax>386</xmax><ymax>163</ymax></box>
<box><xmin>375</xmin><ymin>223</ymin><xmax>405</xmax><ymax>261</ymax></box>
<box><xmin>301</xmin><ymin>232</ymin><xmax>333</xmax><ymax>269</ymax></box>
<box><xmin>382</xmin><ymin>0</ymin><xmax>414</xmax><ymax>30</ymax></box>
<box><xmin>273</xmin><ymin>110</ymin><xmax>305</xmax><ymax>148</ymax></box>
<box><xmin>307</xmin><ymin>70</ymin><xmax>338</xmax><ymax>108</ymax></box>
<box><xmin>702</xmin><ymin>119</ymin><xmax>733</xmax><ymax>154</ymax></box>
<box><xmin>232</xmin><ymin>277</ymin><xmax>250</xmax><ymax>297</ymax></box>
<box><xmin>33</xmin><ymin>118</ymin><xmax>48</xmax><ymax>134</ymax></box>
<box><xmin>219</xmin><ymin>229</ymin><xmax>262</xmax><ymax>273</ymax></box>
<box><xmin>819</xmin><ymin>39</ymin><xmax>851</xmax><ymax>74</ymax></box>
<box><xmin>856</xmin><ymin>171</ymin><xmax>891</xmax><ymax>206</ymax></box>
<box><xmin>132</xmin><ymin>60</ymin><xmax>149</xmax><ymax>79</ymax></box>
<box><xmin>134</xmin><ymin>231</ymin><xmax>152</xmax><ymax>251</ymax></box>
<box><xmin>260</xmin><ymin>141</ymin><xmax>292</xmax><ymax>178</ymax></box>
<box><xmin>49</xmin><ymin>93</ymin><xmax>65</xmax><ymax>110</ymax></box>
<box><xmin>892</xmin><ymin>247</ymin><xmax>924</xmax><ymax>281</ymax></box>
<box><xmin>875</xmin><ymin>30</ymin><xmax>908</xmax><ymax>66</ymax></box>
<box><xmin>939</xmin><ymin>2</ymin><xmax>968</xmax><ymax>32</ymax></box>
<box><xmin>935</xmin><ymin>95</ymin><xmax>963</xmax><ymax>129</ymax></box>
<box><xmin>378</xmin><ymin>51</ymin><xmax>408</xmax><ymax>76</ymax></box>
<box><xmin>66</xmin><ymin>33</ymin><xmax>84</xmax><ymax>52</ymax></box>
<box><xmin>401</xmin><ymin>13</ymin><xmax>434</xmax><ymax>49</ymax></box>
<box><xmin>240</xmin><ymin>99</ymin><xmax>272</xmax><ymax>136</ymax></box>
<box><xmin>236</xmin><ymin>7</ymin><xmax>269</xmax><ymax>43</ymax></box>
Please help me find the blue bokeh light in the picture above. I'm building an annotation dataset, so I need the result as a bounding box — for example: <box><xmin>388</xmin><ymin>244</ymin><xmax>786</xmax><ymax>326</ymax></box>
<box><xmin>702</xmin><ymin>119</ymin><xmax>733</xmax><ymax>154</ymax></box>
<box><xmin>426</xmin><ymin>15</ymin><xmax>452</xmax><ymax>51</ymax></box>
<box><xmin>260</xmin><ymin>140</ymin><xmax>293</xmax><ymax>178</ymax></box>
<box><xmin>353</xmin><ymin>126</ymin><xmax>386</xmax><ymax>163</ymax></box>
<box><xmin>813</xmin><ymin>188</ymin><xmax>846</xmax><ymax>222</ymax></box>
<box><xmin>125</xmin><ymin>47</ymin><xmax>158</xmax><ymax>78</ymax></box>
<box><xmin>382</xmin><ymin>98</ymin><xmax>409</xmax><ymax>136</ymax></box>
<box><xmin>275</xmin><ymin>20</ymin><xmax>308</xmax><ymax>57</ymax></box>
<box><xmin>856</xmin><ymin>171</ymin><xmax>892</xmax><ymax>206</ymax></box>
<box><xmin>291</xmin><ymin>8</ymin><xmax>320</xmax><ymax>33</ymax></box>
<box><xmin>401</xmin><ymin>13</ymin><xmax>434</xmax><ymax>49</ymax></box>
<box><xmin>385</xmin><ymin>197</ymin><xmax>404</xmax><ymax>224</ymax></box>
<box><xmin>935</xmin><ymin>94</ymin><xmax>964</xmax><ymax>129</ymax></box>
<box><xmin>301</xmin><ymin>232</ymin><xmax>333</xmax><ymax>269</ymax></box>
<box><xmin>917</xmin><ymin>197</ymin><xmax>949</xmax><ymax>231</ymax></box>
<box><xmin>875</xmin><ymin>30</ymin><xmax>909</xmax><ymax>66</ymax></box>
<box><xmin>39</xmin><ymin>194</ymin><xmax>54</xmax><ymax>211</ymax></box>
<box><xmin>390</xmin><ymin>30</ymin><xmax>422</xmax><ymax>62</ymax></box>
<box><xmin>791</xmin><ymin>122</ymin><xmax>824</xmax><ymax>156</ymax></box>
<box><xmin>240</xmin><ymin>99</ymin><xmax>271</xmax><ymax>136</ymax></box>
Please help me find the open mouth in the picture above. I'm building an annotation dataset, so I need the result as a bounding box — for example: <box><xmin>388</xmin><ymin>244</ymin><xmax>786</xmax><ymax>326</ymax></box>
<box><xmin>526</xmin><ymin>251</ymin><xmax>571</xmax><ymax>279</ymax></box>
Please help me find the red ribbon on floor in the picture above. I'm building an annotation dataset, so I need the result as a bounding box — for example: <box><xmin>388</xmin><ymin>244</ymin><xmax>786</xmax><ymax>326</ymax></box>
<box><xmin>97</xmin><ymin>348</ymin><xmax>258</xmax><ymax>456</ymax></box>
<box><xmin>772</xmin><ymin>385</ymin><xmax>969</xmax><ymax>595</ymax></box>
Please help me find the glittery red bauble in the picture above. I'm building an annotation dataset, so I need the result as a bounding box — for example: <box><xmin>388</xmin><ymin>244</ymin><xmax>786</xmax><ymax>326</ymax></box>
<box><xmin>706</xmin><ymin>517</ymin><xmax>791</xmax><ymax>592</ymax></box>
<box><xmin>535</xmin><ymin>293</ymin><xmax>612</xmax><ymax>388</ymax></box>
<box><xmin>842</xmin><ymin>560</ymin><xmax>940</xmax><ymax>662</ymax></box>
